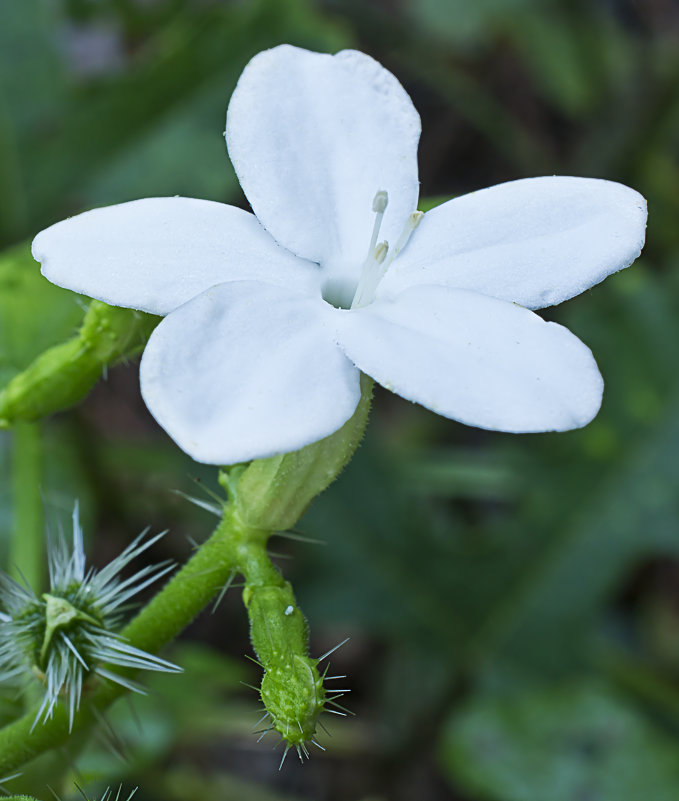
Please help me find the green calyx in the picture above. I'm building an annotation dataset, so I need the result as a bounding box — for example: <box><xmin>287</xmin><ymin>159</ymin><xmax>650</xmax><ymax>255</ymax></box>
<box><xmin>0</xmin><ymin>300</ymin><xmax>159</xmax><ymax>426</ymax></box>
<box><xmin>224</xmin><ymin>374</ymin><xmax>373</xmax><ymax>532</ymax></box>
<box><xmin>213</xmin><ymin>379</ymin><xmax>373</xmax><ymax>750</ymax></box>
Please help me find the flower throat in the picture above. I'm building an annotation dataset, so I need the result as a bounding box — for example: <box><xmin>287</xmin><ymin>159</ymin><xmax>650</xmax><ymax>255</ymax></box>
<box><xmin>322</xmin><ymin>191</ymin><xmax>423</xmax><ymax>310</ymax></box>
<box><xmin>351</xmin><ymin>190</ymin><xmax>423</xmax><ymax>309</ymax></box>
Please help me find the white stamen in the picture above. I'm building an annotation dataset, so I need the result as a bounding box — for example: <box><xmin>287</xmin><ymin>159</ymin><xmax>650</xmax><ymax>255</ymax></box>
<box><xmin>382</xmin><ymin>211</ymin><xmax>424</xmax><ymax>269</ymax></box>
<box><xmin>351</xmin><ymin>196</ymin><xmax>423</xmax><ymax>310</ymax></box>
<box><xmin>373</xmin><ymin>190</ymin><xmax>389</xmax><ymax>213</ymax></box>
<box><xmin>366</xmin><ymin>190</ymin><xmax>389</xmax><ymax>260</ymax></box>
<box><xmin>374</xmin><ymin>240</ymin><xmax>389</xmax><ymax>264</ymax></box>
<box><xmin>352</xmin><ymin>241</ymin><xmax>389</xmax><ymax>309</ymax></box>
<box><xmin>351</xmin><ymin>191</ymin><xmax>390</xmax><ymax>309</ymax></box>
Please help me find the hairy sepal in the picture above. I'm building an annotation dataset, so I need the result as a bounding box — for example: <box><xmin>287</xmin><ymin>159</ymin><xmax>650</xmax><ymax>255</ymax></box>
<box><xmin>227</xmin><ymin>376</ymin><xmax>372</xmax><ymax>531</ymax></box>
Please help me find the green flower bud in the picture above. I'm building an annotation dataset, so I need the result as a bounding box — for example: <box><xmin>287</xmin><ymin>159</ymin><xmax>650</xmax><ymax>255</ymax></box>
<box><xmin>245</xmin><ymin>584</ymin><xmax>325</xmax><ymax>746</ymax></box>
<box><xmin>0</xmin><ymin>505</ymin><xmax>180</xmax><ymax>730</ymax></box>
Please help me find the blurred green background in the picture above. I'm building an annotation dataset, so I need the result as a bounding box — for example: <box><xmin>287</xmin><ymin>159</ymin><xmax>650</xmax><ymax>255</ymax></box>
<box><xmin>1</xmin><ymin>0</ymin><xmax>679</xmax><ymax>799</ymax></box>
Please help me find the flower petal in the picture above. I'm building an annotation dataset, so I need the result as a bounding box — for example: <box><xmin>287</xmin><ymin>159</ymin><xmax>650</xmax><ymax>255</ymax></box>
<box><xmin>378</xmin><ymin>176</ymin><xmax>647</xmax><ymax>309</ymax></box>
<box><xmin>226</xmin><ymin>45</ymin><xmax>421</xmax><ymax>305</ymax></box>
<box><xmin>140</xmin><ymin>281</ymin><xmax>360</xmax><ymax>464</ymax></box>
<box><xmin>33</xmin><ymin>197</ymin><xmax>321</xmax><ymax>315</ymax></box>
<box><xmin>334</xmin><ymin>285</ymin><xmax>603</xmax><ymax>433</ymax></box>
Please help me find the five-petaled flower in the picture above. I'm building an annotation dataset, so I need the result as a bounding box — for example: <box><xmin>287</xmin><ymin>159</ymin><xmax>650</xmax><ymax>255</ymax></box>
<box><xmin>32</xmin><ymin>45</ymin><xmax>647</xmax><ymax>465</ymax></box>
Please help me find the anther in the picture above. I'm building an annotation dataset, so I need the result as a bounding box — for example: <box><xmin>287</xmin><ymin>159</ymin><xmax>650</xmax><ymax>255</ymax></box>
<box><xmin>352</xmin><ymin>193</ymin><xmax>390</xmax><ymax>309</ymax></box>
<box><xmin>382</xmin><ymin>211</ymin><xmax>423</xmax><ymax>269</ymax></box>
<box><xmin>372</xmin><ymin>190</ymin><xmax>389</xmax><ymax>214</ymax></box>
<box><xmin>351</xmin><ymin>196</ymin><xmax>423</xmax><ymax>310</ymax></box>
<box><xmin>366</xmin><ymin>190</ymin><xmax>389</xmax><ymax>259</ymax></box>
<box><xmin>374</xmin><ymin>241</ymin><xmax>389</xmax><ymax>264</ymax></box>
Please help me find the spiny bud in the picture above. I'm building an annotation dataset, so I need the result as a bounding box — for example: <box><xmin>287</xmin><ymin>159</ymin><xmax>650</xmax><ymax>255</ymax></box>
<box><xmin>0</xmin><ymin>504</ymin><xmax>181</xmax><ymax>730</ymax></box>
<box><xmin>244</xmin><ymin>579</ymin><xmax>352</xmax><ymax>766</ymax></box>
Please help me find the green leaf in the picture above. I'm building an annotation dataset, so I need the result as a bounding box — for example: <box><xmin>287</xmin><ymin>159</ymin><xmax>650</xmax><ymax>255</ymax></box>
<box><xmin>0</xmin><ymin>243</ymin><xmax>84</xmax><ymax>389</ymax></box>
<box><xmin>505</xmin><ymin>9</ymin><xmax>621</xmax><ymax>117</ymax></box>
<box><xmin>73</xmin><ymin>643</ymin><xmax>248</xmax><ymax>779</ymax></box>
<box><xmin>0</xmin><ymin>0</ymin><xmax>67</xmax><ymax>241</ymax></box>
<box><xmin>0</xmin><ymin>0</ymin><xmax>66</xmax><ymax>131</ymax></box>
<box><xmin>147</xmin><ymin>766</ymin><xmax>308</xmax><ymax>801</ymax></box>
<box><xmin>441</xmin><ymin>681</ymin><xmax>679</xmax><ymax>801</ymax></box>
<box><xmin>405</xmin><ymin>0</ymin><xmax>542</xmax><ymax>49</ymax></box>
<box><xmin>466</xmin><ymin>269</ymin><xmax>679</xmax><ymax>668</ymax></box>
<box><xmin>28</xmin><ymin>0</ymin><xmax>353</xmax><ymax>218</ymax></box>
<box><xmin>399</xmin><ymin>446</ymin><xmax>524</xmax><ymax>501</ymax></box>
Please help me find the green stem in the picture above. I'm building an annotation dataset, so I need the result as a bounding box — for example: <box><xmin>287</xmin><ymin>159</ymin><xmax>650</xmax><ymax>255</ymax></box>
<box><xmin>10</xmin><ymin>422</ymin><xmax>43</xmax><ymax>591</ymax></box>
<box><xmin>0</xmin><ymin>504</ymin><xmax>265</xmax><ymax>775</ymax></box>
<box><xmin>0</xmin><ymin>303</ymin><xmax>159</xmax><ymax>427</ymax></box>
<box><xmin>0</xmin><ymin>376</ymin><xmax>371</xmax><ymax>773</ymax></box>
<box><xmin>122</xmin><ymin>506</ymin><xmax>270</xmax><ymax>653</ymax></box>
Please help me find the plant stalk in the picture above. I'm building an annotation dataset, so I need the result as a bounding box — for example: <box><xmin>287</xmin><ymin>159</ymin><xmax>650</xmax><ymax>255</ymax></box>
<box><xmin>0</xmin><ymin>506</ymin><xmax>260</xmax><ymax>775</ymax></box>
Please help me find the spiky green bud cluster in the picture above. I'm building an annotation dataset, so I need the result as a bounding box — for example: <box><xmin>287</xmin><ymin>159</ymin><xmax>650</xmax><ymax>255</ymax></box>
<box><xmin>0</xmin><ymin>504</ymin><xmax>181</xmax><ymax>729</ymax></box>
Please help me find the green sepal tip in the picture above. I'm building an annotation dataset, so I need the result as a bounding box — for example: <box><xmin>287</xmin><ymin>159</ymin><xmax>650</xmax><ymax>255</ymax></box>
<box><xmin>224</xmin><ymin>375</ymin><xmax>373</xmax><ymax>532</ymax></box>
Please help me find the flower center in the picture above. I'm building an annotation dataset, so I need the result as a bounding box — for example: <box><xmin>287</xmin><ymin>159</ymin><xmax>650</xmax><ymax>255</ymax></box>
<box><xmin>321</xmin><ymin>191</ymin><xmax>423</xmax><ymax>310</ymax></box>
<box><xmin>351</xmin><ymin>191</ymin><xmax>423</xmax><ymax>309</ymax></box>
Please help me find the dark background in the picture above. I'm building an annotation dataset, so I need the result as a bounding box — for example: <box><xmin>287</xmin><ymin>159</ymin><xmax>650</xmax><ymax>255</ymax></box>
<box><xmin>1</xmin><ymin>1</ymin><xmax>679</xmax><ymax>799</ymax></box>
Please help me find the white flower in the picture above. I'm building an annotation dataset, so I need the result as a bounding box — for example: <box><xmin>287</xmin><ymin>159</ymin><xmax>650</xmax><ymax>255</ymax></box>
<box><xmin>32</xmin><ymin>45</ymin><xmax>647</xmax><ymax>465</ymax></box>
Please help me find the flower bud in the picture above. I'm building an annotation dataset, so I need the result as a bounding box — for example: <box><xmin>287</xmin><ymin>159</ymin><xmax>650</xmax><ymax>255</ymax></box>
<box><xmin>0</xmin><ymin>504</ymin><xmax>180</xmax><ymax>729</ymax></box>
<box><xmin>245</xmin><ymin>583</ymin><xmax>325</xmax><ymax>745</ymax></box>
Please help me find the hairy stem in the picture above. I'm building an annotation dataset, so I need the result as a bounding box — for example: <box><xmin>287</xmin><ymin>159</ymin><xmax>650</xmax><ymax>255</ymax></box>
<box><xmin>0</xmin><ymin>378</ymin><xmax>370</xmax><ymax>774</ymax></box>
